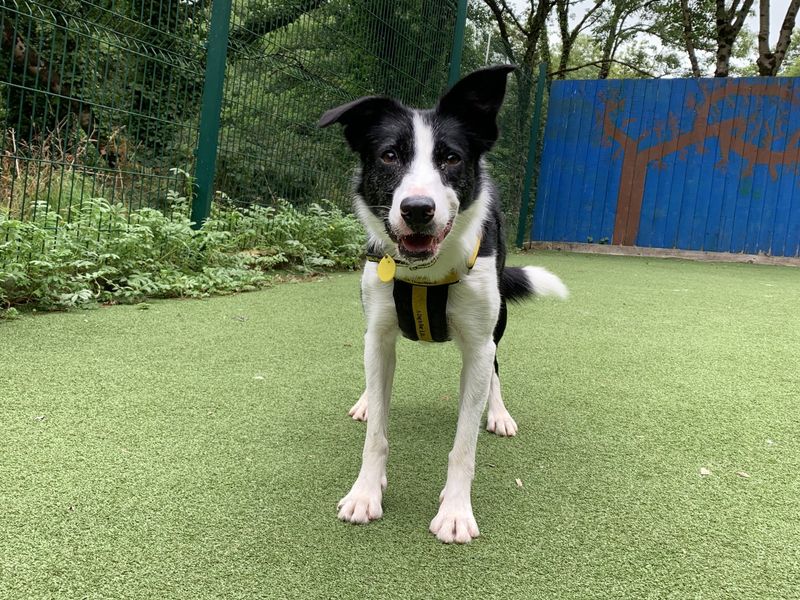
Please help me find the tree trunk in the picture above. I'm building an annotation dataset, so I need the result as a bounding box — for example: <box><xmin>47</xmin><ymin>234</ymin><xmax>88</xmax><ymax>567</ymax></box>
<box><xmin>757</xmin><ymin>0</ymin><xmax>775</xmax><ymax>75</ymax></box>
<box><xmin>599</xmin><ymin>6</ymin><xmax>622</xmax><ymax>79</ymax></box>
<box><xmin>714</xmin><ymin>0</ymin><xmax>755</xmax><ymax>77</ymax></box>
<box><xmin>556</xmin><ymin>0</ymin><xmax>570</xmax><ymax>79</ymax></box>
<box><xmin>714</xmin><ymin>0</ymin><xmax>732</xmax><ymax>77</ymax></box>
<box><xmin>680</xmin><ymin>0</ymin><xmax>701</xmax><ymax>77</ymax></box>
<box><xmin>772</xmin><ymin>0</ymin><xmax>800</xmax><ymax>74</ymax></box>
<box><xmin>715</xmin><ymin>34</ymin><xmax>734</xmax><ymax>76</ymax></box>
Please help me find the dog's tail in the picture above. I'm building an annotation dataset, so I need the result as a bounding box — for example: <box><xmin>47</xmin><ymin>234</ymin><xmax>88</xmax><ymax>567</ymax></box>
<box><xmin>500</xmin><ymin>266</ymin><xmax>569</xmax><ymax>302</ymax></box>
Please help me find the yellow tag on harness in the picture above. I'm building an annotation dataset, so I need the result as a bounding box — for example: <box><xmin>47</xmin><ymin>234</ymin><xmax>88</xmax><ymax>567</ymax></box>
<box><xmin>377</xmin><ymin>255</ymin><xmax>396</xmax><ymax>282</ymax></box>
<box><xmin>411</xmin><ymin>285</ymin><xmax>433</xmax><ymax>341</ymax></box>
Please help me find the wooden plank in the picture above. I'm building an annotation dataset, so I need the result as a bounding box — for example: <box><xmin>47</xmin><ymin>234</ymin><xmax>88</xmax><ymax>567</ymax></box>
<box><xmin>747</xmin><ymin>78</ymin><xmax>778</xmax><ymax>254</ymax></box>
<box><xmin>597</xmin><ymin>80</ymin><xmax>624</xmax><ymax>244</ymax></box>
<box><xmin>699</xmin><ymin>77</ymin><xmax>732</xmax><ymax>251</ymax></box>
<box><xmin>783</xmin><ymin>78</ymin><xmax>800</xmax><ymax>257</ymax></box>
<box><xmin>569</xmin><ymin>81</ymin><xmax>595</xmax><ymax>244</ymax></box>
<box><xmin>588</xmin><ymin>81</ymin><xmax>614</xmax><ymax>245</ymax></box>
<box><xmin>635</xmin><ymin>78</ymin><xmax>665</xmax><ymax>248</ymax></box>
<box><xmin>675</xmin><ymin>80</ymin><xmax>706</xmax><ymax>251</ymax></box>
<box><xmin>553</xmin><ymin>82</ymin><xmax>584</xmax><ymax>241</ymax></box>
<box><xmin>714</xmin><ymin>78</ymin><xmax>744</xmax><ymax>253</ymax></box>
<box><xmin>525</xmin><ymin>241</ymin><xmax>800</xmax><ymax>267</ymax></box>
<box><xmin>577</xmin><ymin>80</ymin><xmax>602</xmax><ymax>244</ymax></box>
<box><xmin>653</xmin><ymin>78</ymin><xmax>686</xmax><ymax>249</ymax></box>
<box><xmin>531</xmin><ymin>81</ymin><xmax>561</xmax><ymax>242</ymax></box>
<box><xmin>728</xmin><ymin>79</ymin><xmax>758</xmax><ymax>253</ymax></box>
<box><xmin>769</xmin><ymin>78</ymin><xmax>800</xmax><ymax>257</ymax></box>
<box><xmin>613</xmin><ymin>79</ymin><xmax>646</xmax><ymax>245</ymax></box>
<box><xmin>663</xmin><ymin>78</ymin><xmax>693</xmax><ymax>249</ymax></box>
<box><xmin>540</xmin><ymin>81</ymin><xmax>571</xmax><ymax>241</ymax></box>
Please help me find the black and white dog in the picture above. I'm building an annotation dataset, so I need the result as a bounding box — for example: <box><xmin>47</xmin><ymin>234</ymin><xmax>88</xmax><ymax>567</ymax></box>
<box><xmin>319</xmin><ymin>65</ymin><xmax>567</xmax><ymax>543</ymax></box>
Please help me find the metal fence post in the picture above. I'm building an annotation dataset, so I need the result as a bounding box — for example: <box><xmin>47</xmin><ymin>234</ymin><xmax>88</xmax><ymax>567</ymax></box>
<box><xmin>191</xmin><ymin>0</ymin><xmax>233</xmax><ymax>228</ymax></box>
<box><xmin>447</xmin><ymin>0</ymin><xmax>468</xmax><ymax>87</ymax></box>
<box><xmin>516</xmin><ymin>62</ymin><xmax>547</xmax><ymax>248</ymax></box>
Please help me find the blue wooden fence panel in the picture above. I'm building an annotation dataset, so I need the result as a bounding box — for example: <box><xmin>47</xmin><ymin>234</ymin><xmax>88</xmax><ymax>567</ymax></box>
<box><xmin>532</xmin><ymin>77</ymin><xmax>800</xmax><ymax>257</ymax></box>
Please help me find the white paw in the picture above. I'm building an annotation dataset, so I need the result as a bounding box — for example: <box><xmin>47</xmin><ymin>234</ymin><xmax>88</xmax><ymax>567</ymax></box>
<box><xmin>429</xmin><ymin>500</ymin><xmax>480</xmax><ymax>544</ymax></box>
<box><xmin>486</xmin><ymin>408</ymin><xmax>518</xmax><ymax>437</ymax></box>
<box><xmin>337</xmin><ymin>482</ymin><xmax>383</xmax><ymax>524</ymax></box>
<box><xmin>348</xmin><ymin>391</ymin><xmax>368</xmax><ymax>421</ymax></box>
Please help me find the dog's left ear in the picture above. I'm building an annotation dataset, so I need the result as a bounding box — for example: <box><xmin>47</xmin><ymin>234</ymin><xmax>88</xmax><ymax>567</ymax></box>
<box><xmin>437</xmin><ymin>64</ymin><xmax>515</xmax><ymax>152</ymax></box>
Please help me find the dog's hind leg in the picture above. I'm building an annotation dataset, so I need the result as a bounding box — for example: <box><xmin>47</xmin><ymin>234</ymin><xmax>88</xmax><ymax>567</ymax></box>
<box><xmin>485</xmin><ymin>298</ymin><xmax>517</xmax><ymax>436</ymax></box>
<box><xmin>348</xmin><ymin>389</ymin><xmax>368</xmax><ymax>421</ymax></box>
<box><xmin>486</xmin><ymin>371</ymin><xmax>518</xmax><ymax>437</ymax></box>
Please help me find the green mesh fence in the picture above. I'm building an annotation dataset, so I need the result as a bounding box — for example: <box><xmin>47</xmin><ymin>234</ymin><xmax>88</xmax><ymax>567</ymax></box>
<box><xmin>1</xmin><ymin>0</ymin><xmax>206</xmax><ymax>228</ymax></box>
<box><xmin>1</xmin><ymin>0</ymin><xmax>460</xmax><ymax>230</ymax></box>
<box><xmin>1</xmin><ymin>0</ymin><xmax>538</xmax><ymax>240</ymax></box>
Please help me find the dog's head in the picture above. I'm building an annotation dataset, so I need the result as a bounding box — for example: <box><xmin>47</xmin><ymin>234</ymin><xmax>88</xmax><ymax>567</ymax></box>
<box><xmin>319</xmin><ymin>65</ymin><xmax>514</xmax><ymax>262</ymax></box>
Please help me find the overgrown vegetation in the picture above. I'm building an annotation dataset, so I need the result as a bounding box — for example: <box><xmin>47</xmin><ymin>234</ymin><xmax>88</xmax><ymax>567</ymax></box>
<box><xmin>0</xmin><ymin>194</ymin><xmax>365</xmax><ymax>319</ymax></box>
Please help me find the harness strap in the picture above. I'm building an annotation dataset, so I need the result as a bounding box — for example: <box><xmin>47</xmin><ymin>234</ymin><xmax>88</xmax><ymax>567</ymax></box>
<box><xmin>365</xmin><ymin>237</ymin><xmax>481</xmax><ymax>343</ymax></box>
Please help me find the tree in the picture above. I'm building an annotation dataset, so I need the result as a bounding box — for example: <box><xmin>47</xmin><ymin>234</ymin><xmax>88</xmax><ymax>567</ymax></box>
<box><xmin>679</xmin><ymin>0</ymin><xmax>703</xmax><ymax>75</ymax></box>
<box><xmin>479</xmin><ymin>0</ymin><xmax>553</xmax><ymax>227</ymax></box>
<box><xmin>714</xmin><ymin>0</ymin><xmax>755</xmax><ymax>76</ymax></box>
<box><xmin>554</xmin><ymin>0</ymin><xmax>606</xmax><ymax>79</ymax></box>
<box><xmin>596</xmin><ymin>0</ymin><xmax>655</xmax><ymax>78</ymax></box>
<box><xmin>756</xmin><ymin>0</ymin><xmax>800</xmax><ymax>76</ymax></box>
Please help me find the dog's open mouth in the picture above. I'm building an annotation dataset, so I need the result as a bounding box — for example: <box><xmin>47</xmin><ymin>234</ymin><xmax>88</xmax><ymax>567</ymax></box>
<box><xmin>397</xmin><ymin>221</ymin><xmax>452</xmax><ymax>259</ymax></box>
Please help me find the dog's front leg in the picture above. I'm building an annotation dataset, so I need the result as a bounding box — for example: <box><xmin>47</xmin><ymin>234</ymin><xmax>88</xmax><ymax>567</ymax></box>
<box><xmin>430</xmin><ymin>338</ymin><xmax>495</xmax><ymax>543</ymax></box>
<box><xmin>337</xmin><ymin>328</ymin><xmax>396</xmax><ymax>523</ymax></box>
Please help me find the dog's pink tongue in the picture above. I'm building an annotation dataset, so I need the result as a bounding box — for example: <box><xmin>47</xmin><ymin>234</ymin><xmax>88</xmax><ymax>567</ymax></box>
<box><xmin>401</xmin><ymin>234</ymin><xmax>434</xmax><ymax>253</ymax></box>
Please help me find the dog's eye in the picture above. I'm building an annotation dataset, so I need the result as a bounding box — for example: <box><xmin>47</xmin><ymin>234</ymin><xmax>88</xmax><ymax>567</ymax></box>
<box><xmin>444</xmin><ymin>153</ymin><xmax>461</xmax><ymax>167</ymax></box>
<box><xmin>381</xmin><ymin>150</ymin><xmax>398</xmax><ymax>165</ymax></box>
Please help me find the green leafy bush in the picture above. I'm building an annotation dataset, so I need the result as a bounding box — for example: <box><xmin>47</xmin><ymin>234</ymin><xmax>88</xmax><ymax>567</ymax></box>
<box><xmin>0</xmin><ymin>194</ymin><xmax>365</xmax><ymax>317</ymax></box>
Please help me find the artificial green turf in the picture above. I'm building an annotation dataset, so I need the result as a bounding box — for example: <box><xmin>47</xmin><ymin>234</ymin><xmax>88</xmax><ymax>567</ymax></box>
<box><xmin>2</xmin><ymin>251</ymin><xmax>799</xmax><ymax>599</ymax></box>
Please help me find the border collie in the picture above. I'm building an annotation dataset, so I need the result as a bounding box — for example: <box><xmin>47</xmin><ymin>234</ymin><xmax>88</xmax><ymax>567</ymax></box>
<box><xmin>319</xmin><ymin>65</ymin><xmax>568</xmax><ymax>543</ymax></box>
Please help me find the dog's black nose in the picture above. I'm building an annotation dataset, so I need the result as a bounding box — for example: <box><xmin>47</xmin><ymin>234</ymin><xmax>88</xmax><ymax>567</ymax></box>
<box><xmin>400</xmin><ymin>196</ymin><xmax>435</xmax><ymax>228</ymax></box>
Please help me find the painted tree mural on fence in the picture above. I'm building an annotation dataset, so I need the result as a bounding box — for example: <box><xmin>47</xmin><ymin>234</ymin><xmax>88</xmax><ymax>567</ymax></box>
<box><xmin>600</xmin><ymin>80</ymin><xmax>800</xmax><ymax>246</ymax></box>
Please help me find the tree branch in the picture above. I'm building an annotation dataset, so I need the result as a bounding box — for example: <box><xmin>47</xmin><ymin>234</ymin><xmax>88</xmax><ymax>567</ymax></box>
<box><xmin>483</xmin><ymin>0</ymin><xmax>520</xmax><ymax>63</ymax></box>
<box><xmin>731</xmin><ymin>0</ymin><xmax>755</xmax><ymax>33</ymax></box>
<box><xmin>773</xmin><ymin>0</ymin><xmax>800</xmax><ymax>71</ymax></box>
<box><xmin>498</xmin><ymin>0</ymin><xmax>529</xmax><ymax>35</ymax></box>
<box><xmin>552</xmin><ymin>58</ymin><xmax>657</xmax><ymax>78</ymax></box>
<box><xmin>571</xmin><ymin>0</ymin><xmax>606</xmax><ymax>41</ymax></box>
<box><xmin>758</xmin><ymin>0</ymin><xmax>771</xmax><ymax>58</ymax></box>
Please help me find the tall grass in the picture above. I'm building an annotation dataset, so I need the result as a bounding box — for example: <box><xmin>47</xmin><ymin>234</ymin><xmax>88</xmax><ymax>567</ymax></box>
<box><xmin>1</xmin><ymin>124</ymin><xmax>185</xmax><ymax>222</ymax></box>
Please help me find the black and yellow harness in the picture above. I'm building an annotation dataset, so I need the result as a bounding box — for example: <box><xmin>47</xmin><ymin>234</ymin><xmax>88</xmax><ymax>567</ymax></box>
<box><xmin>366</xmin><ymin>239</ymin><xmax>480</xmax><ymax>343</ymax></box>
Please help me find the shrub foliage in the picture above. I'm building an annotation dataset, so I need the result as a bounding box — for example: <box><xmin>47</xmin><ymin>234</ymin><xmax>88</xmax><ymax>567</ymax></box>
<box><xmin>0</xmin><ymin>193</ymin><xmax>365</xmax><ymax>318</ymax></box>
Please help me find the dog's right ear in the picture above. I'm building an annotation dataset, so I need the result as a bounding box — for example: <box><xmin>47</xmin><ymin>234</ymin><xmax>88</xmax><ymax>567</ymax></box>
<box><xmin>319</xmin><ymin>96</ymin><xmax>401</xmax><ymax>153</ymax></box>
